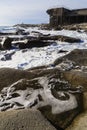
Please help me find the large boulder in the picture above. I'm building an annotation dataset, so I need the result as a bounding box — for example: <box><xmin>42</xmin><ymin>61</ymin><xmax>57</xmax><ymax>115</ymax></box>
<box><xmin>40</xmin><ymin>35</ymin><xmax>81</xmax><ymax>43</ymax></box>
<box><xmin>54</xmin><ymin>49</ymin><xmax>87</xmax><ymax>66</ymax></box>
<box><xmin>0</xmin><ymin>109</ymin><xmax>57</xmax><ymax>130</ymax></box>
<box><xmin>0</xmin><ymin>68</ymin><xmax>82</xmax><ymax>129</ymax></box>
<box><xmin>12</xmin><ymin>39</ymin><xmax>53</xmax><ymax>49</ymax></box>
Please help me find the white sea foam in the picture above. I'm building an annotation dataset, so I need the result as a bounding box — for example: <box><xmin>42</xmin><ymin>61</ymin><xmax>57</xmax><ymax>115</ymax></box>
<box><xmin>0</xmin><ymin>27</ymin><xmax>87</xmax><ymax>70</ymax></box>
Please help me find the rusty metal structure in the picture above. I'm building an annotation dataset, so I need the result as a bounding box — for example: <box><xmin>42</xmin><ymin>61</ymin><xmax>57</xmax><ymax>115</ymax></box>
<box><xmin>47</xmin><ymin>7</ymin><xmax>87</xmax><ymax>27</ymax></box>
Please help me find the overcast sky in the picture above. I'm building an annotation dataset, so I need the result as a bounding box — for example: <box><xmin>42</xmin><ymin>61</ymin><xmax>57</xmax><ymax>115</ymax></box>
<box><xmin>0</xmin><ymin>0</ymin><xmax>87</xmax><ymax>25</ymax></box>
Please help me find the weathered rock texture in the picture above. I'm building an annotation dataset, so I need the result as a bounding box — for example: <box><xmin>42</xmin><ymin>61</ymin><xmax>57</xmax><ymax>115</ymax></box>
<box><xmin>0</xmin><ymin>34</ymin><xmax>81</xmax><ymax>50</ymax></box>
<box><xmin>66</xmin><ymin>111</ymin><xmax>87</xmax><ymax>130</ymax></box>
<box><xmin>0</xmin><ymin>68</ymin><xmax>82</xmax><ymax>129</ymax></box>
<box><xmin>0</xmin><ymin>49</ymin><xmax>87</xmax><ymax>129</ymax></box>
<box><xmin>54</xmin><ymin>49</ymin><xmax>87</xmax><ymax>66</ymax></box>
<box><xmin>0</xmin><ymin>109</ymin><xmax>57</xmax><ymax>130</ymax></box>
<box><xmin>62</xmin><ymin>70</ymin><xmax>87</xmax><ymax>90</ymax></box>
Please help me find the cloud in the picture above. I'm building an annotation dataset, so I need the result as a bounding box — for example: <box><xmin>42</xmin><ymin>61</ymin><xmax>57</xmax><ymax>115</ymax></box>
<box><xmin>0</xmin><ymin>0</ymin><xmax>87</xmax><ymax>25</ymax></box>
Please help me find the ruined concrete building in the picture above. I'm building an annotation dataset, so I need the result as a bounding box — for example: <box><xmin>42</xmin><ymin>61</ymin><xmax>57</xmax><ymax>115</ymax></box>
<box><xmin>47</xmin><ymin>7</ymin><xmax>87</xmax><ymax>27</ymax></box>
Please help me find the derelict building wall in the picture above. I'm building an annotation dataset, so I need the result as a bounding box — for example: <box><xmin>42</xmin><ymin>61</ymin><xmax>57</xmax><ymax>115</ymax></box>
<box><xmin>47</xmin><ymin>8</ymin><xmax>87</xmax><ymax>27</ymax></box>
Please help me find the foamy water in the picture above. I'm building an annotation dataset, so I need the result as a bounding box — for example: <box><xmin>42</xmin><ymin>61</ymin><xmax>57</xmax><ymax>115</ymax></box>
<box><xmin>0</xmin><ymin>27</ymin><xmax>87</xmax><ymax>70</ymax></box>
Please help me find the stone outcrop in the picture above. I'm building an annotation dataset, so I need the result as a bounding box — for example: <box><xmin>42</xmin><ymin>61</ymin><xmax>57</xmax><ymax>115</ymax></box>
<box><xmin>66</xmin><ymin>111</ymin><xmax>87</xmax><ymax>130</ymax></box>
<box><xmin>62</xmin><ymin>70</ymin><xmax>87</xmax><ymax>90</ymax></box>
<box><xmin>0</xmin><ymin>34</ymin><xmax>81</xmax><ymax>50</ymax></box>
<box><xmin>52</xmin><ymin>49</ymin><xmax>87</xmax><ymax>129</ymax></box>
<box><xmin>54</xmin><ymin>49</ymin><xmax>87</xmax><ymax>66</ymax></box>
<box><xmin>0</xmin><ymin>49</ymin><xmax>87</xmax><ymax>129</ymax></box>
<box><xmin>0</xmin><ymin>109</ymin><xmax>57</xmax><ymax>130</ymax></box>
<box><xmin>40</xmin><ymin>35</ymin><xmax>81</xmax><ymax>43</ymax></box>
<box><xmin>18</xmin><ymin>39</ymin><xmax>53</xmax><ymax>49</ymax></box>
<box><xmin>0</xmin><ymin>68</ymin><xmax>83</xmax><ymax>129</ymax></box>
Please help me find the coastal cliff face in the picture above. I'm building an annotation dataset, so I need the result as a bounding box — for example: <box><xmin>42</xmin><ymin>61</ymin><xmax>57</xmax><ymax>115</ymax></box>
<box><xmin>0</xmin><ymin>25</ymin><xmax>87</xmax><ymax>130</ymax></box>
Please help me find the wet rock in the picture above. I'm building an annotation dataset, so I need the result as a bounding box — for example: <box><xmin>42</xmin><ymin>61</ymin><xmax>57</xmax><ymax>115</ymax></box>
<box><xmin>1</xmin><ymin>51</ymin><xmax>15</xmax><ymax>61</ymax></box>
<box><xmin>26</xmin><ymin>40</ymin><xmax>52</xmax><ymax>48</ymax></box>
<box><xmin>39</xmin><ymin>106</ymin><xmax>79</xmax><ymax>129</ymax></box>
<box><xmin>12</xmin><ymin>39</ymin><xmax>53</xmax><ymax>49</ymax></box>
<box><xmin>18</xmin><ymin>42</ymin><xmax>27</xmax><ymax>49</ymax></box>
<box><xmin>58</xmin><ymin>50</ymin><xmax>68</xmax><ymax>53</ymax></box>
<box><xmin>40</xmin><ymin>35</ymin><xmax>81</xmax><ymax>43</ymax></box>
<box><xmin>1</xmin><ymin>37</ymin><xmax>12</xmax><ymax>49</ymax></box>
<box><xmin>15</xmin><ymin>28</ymin><xmax>25</xmax><ymax>35</ymax></box>
<box><xmin>31</xmin><ymin>31</ymin><xmax>43</xmax><ymax>37</ymax></box>
<box><xmin>0</xmin><ymin>109</ymin><xmax>57</xmax><ymax>130</ymax></box>
<box><xmin>58</xmin><ymin>35</ymin><xmax>81</xmax><ymax>43</ymax></box>
<box><xmin>54</xmin><ymin>49</ymin><xmax>87</xmax><ymax>66</ymax></box>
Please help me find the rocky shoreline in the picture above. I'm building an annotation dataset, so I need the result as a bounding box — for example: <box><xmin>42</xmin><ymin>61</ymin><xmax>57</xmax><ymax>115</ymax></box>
<box><xmin>0</xmin><ymin>24</ymin><xmax>87</xmax><ymax>130</ymax></box>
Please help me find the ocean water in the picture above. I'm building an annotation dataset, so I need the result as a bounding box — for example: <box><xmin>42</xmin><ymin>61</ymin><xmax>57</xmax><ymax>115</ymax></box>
<box><xmin>0</xmin><ymin>26</ymin><xmax>87</xmax><ymax>70</ymax></box>
<box><xmin>0</xmin><ymin>26</ymin><xmax>10</xmax><ymax>31</ymax></box>
<box><xmin>0</xmin><ymin>26</ymin><xmax>17</xmax><ymax>33</ymax></box>
<box><xmin>0</xmin><ymin>26</ymin><xmax>16</xmax><ymax>33</ymax></box>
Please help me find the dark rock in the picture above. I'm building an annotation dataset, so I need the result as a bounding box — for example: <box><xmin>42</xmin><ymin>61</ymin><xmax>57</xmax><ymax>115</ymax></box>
<box><xmin>58</xmin><ymin>36</ymin><xmax>81</xmax><ymax>43</ymax></box>
<box><xmin>24</xmin><ymin>39</ymin><xmax>53</xmax><ymax>48</ymax></box>
<box><xmin>54</xmin><ymin>49</ymin><xmax>87</xmax><ymax>66</ymax></box>
<box><xmin>1</xmin><ymin>51</ymin><xmax>15</xmax><ymax>61</ymax></box>
<box><xmin>18</xmin><ymin>42</ymin><xmax>27</xmax><ymax>49</ymax></box>
<box><xmin>40</xmin><ymin>35</ymin><xmax>81</xmax><ymax>43</ymax></box>
<box><xmin>66</xmin><ymin>112</ymin><xmax>87</xmax><ymax>130</ymax></box>
<box><xmin>12</xmin><ymin>39</ymin><xmax>53</xmax><ymax>49</ymax></box>
<box><xmin>51</xmin><ymin>89</ymin><xmax>70</xmax><ymax>100</ymax></box>
<box><xmin>27</xmin><ymin>40</ymin><xmax>45</xmax><ymax>48</ymax></box>
<box><xmin>38</xmin><ymin>106</ymin><xmax>79</xmax><ymax>129</ymax></box>
<box><xmin>1</xmin><ymin>37</ymin><xmax>12</xmax><ymax>49</ymax></box>
<box><xmin>58</xmin><ymin>50</ymin><xmax>68</xmax><ymax>53</ymax></box>
<box><xmin>15</xmin><ymin>28</ymin><xmax>25</xmax><ymax>35</ymax></box>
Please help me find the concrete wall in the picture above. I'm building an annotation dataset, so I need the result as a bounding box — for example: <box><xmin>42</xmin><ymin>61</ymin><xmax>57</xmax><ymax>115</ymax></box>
<box><xmin>74</xmin><ymin>9</ymin><xmax>87</xmax><ymax>15</ymax></box>
<box><xmin>47</xmin><ymin>7</ymin><xmax>87</xmax><ymax>27</ymax></box>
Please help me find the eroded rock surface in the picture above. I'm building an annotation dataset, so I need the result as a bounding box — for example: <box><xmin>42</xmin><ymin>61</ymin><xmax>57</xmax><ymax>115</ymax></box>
<box><xmin>0</xmin><ymin>49</ymin><xmax>87</xmax><ymax>129</ymax></box>
<box><xmin>54</xmin><ymin>49</ymin><xmax>87</xmax><ymax>66</ymax></box>
<box><xmin>0</xmin><ymin>68</ymin><xmax>82</xmax><ymax>129</ymax></box>
<box><xmin>0</xmin><ymin>109</ymin><xmax>57</xmax><ymax>130</ymax></box>
<box><xmin>66</xmin><ymin>111</ymin><xmax>87</xmax><ymax>130</ymax></box>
